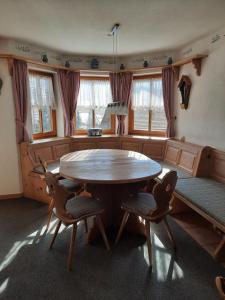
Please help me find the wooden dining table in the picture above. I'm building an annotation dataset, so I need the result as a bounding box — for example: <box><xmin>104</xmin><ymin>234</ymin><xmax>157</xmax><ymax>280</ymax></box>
<box><xmin>60</xmin><ymin>149</ymin><xmax>162</xmax><ymax>240</ymax></box>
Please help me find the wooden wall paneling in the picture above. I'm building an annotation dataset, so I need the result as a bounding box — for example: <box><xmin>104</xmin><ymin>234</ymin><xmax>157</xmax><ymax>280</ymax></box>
<box><xmin>33</xmin><ymin>146</ymin><xmax>54</xmax><ymax>163</ymax></box>
<box><xmin>142</xmin><ymin>142</ymin><xmax>165</xmax><ymax>160</ymax></box>
<box><xmin>53</xmin><ymin>143</ymin><xmax>71</xmax><ymax>160</ymax></box>
<box><xmin>98</xmin><ymin>142</ymin><xmax>121</xmax><ymax>149</ymax></box>
<box><xmin>164</xmin><ymin>144</ymin><xmax>180</xmax><ymax>165</ymax></box>
<box><xmin>72</xmin><ymin>142</ymin><xmax>99</xmax><ymax>151</ymax></box>
<box><xmin>121</xmin><ymin>142</ymin><xmax>142</xmax><ymax>152</ymax></box>
<box><xmin>178</xmin><ymin>150</ymin><xmax>196</xmax><ymax>173</ymax></box>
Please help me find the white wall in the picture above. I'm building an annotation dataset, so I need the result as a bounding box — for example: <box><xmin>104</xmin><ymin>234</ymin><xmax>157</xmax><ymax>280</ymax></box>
<box><xmin>0</xmin><ymin>59</ymin><xmax>23</xmax><ymax>195</ymax></box>
<box><xmin>174</xmin><ymin>26</ymin><xmax>225</xmax><ymax>150</ymax></box>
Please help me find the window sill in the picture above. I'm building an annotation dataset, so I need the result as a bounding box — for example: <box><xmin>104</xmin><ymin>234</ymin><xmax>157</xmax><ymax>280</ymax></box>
<box><xmin>30</xmin><ymin>134</ymin><xmax>168</xmax><ymax>145</ymax></box>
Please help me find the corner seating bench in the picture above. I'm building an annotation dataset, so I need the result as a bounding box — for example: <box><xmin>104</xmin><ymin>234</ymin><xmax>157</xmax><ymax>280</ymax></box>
<box><xmin>171</xmin><ymin>147</ymin><xmax>225</xmax><ymax>263</ymax></box>
<box><xmin>20</xmin><ymin>136</ymin><xmax>225</xmax><ymax>263</ymax></box>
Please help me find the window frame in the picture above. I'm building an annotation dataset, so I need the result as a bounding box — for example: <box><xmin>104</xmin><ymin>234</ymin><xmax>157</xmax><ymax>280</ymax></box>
<box><xmin>29</xmin><ymin>70</ymin><xmax>57</xmax><ymax>140</ymax></box>
<box><xmin>128</xmin><ymin>74</ymin><xmax>166</xmax><ymax>137</ymax></box>
<box><xmin>73</xmin><ymin>76</ymin><xmax>116</xmax><ymax>135</ymax></box>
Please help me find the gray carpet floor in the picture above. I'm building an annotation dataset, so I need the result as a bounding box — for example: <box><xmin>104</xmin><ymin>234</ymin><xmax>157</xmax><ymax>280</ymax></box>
<box><xmin>0</xmin><ymin>198</ymin><xmax>225</xmax><ymax>300</ymax></box>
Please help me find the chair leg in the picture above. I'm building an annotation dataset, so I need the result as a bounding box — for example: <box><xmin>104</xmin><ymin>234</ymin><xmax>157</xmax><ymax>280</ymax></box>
<box><xmin>115</xmin><ymin>211</ymin><xmax>130</xmax><ymax>244</ymax></box>
<box><xmin>67</xmin><ymin>223</ymin><xmax>77</xmax><ymax>272</ymax></box>
<box><xmin>84</xmin><ymin>218</ymin><xmax>88</xmax><ymax>233</ymax></box>
<box><xmin>96</xmin><ymin>215</ymin><xmax>110</xmax><ymax>251</ymax></box>
<box><xmin>46</xmin><ymin>210</ymin><xmax>53</xmax><ymax>231</ymax></box>
<box><xmin>145</xmin><ymin>220</ymin><xmax>152</xmax><ymax>267</ymax></box>
<box><xmin>46</xmin><ymin>198</ymin><xmax>54</xmax><ymax>231</ymax></box>
<box><xmin>49</xmin><ymin>220</ymin><xmax>62</xmax><ymax>250</ymax></box>
<box><xmin>163</xmin><ymin>217</ymin><xmax>176</xmax><ymax>250</ymax></box>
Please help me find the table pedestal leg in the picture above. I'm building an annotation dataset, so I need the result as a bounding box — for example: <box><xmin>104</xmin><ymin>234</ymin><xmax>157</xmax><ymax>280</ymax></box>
<box><xmin>86</xmin><ymin>183</ymin><xmax>147</xmax><ymax>242</ymax></box>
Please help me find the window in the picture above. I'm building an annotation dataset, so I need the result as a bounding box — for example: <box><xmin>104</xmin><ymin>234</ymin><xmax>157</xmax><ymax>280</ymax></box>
<box><xmin>129</xmin><ymin>75</ymin><xmax>167</xmax><ymax>136</ymax></box>
<box><xmin>29</xmin><ymin>71</ymin><xmax>57</xmax><ymax>139</ymax></box>
<box><xmin>74</xmin><ymin>77</ymin><xmax>115</xmax><ymax>134</ymax></box>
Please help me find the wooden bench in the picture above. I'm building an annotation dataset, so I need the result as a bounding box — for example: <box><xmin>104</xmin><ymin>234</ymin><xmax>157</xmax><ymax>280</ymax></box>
<box><xmin>171</xmin><ymin>147</ymin><xmax>225</xmax><ymax>263</ymax></box>
<box><xmin>20</xmin><ymin>135</ymin><xmax>167</xmax><ymax>203</ymax></box>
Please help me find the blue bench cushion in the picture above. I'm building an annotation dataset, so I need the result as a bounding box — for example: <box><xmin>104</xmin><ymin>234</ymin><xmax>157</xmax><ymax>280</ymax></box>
<box><xmin>158</xmin><ymin>161</ymin><xmax>193</xmax><ymax>180</ymax></box>
<box><xmin>33</xmin><ymin>161</ymin><xmax>60</xmax><ymax>175</ymax></box>
<box><xmin>175</xmin><ymin>177</ymin><xmax>225</xmax><ymax>226</ymax></box>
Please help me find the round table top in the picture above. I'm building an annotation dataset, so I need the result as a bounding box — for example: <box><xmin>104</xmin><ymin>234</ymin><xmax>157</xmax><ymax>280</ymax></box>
<box><xmin>60</xmin><ymin>149</ymin><xmax>161</xmax><ymax>184</ymax></box>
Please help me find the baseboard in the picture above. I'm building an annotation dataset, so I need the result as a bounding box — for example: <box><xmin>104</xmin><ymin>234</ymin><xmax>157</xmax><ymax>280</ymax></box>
<box><xmin>0</xmin><ymin>193</ymin><xmax>23</xmax><ymax>200</ymax></box>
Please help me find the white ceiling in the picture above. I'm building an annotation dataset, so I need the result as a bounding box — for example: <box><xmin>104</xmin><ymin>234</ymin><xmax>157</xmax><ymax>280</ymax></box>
<box><xmin>0</xmin><ymin>0</ymin><xmax>225</xmax><ymax>56</ymax></box>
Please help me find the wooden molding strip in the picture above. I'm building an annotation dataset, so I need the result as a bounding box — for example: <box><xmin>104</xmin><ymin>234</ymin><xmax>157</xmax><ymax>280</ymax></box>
<box><xmin>0</xmin><ymin>193</ymin><xmax>23</xmax><ymax>200</ymax></box>
<box><xmin>0</xmin><ymin>53</ymin><xmax>208</xmax><ymax>74</ymax></box>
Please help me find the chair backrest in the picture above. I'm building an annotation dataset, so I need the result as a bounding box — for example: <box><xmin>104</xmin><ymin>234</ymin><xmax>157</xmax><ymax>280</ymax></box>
<box><xmin>45</xmin><ymin>172</ymin><xmax>75</xmax><ymax>223</ymax></box>
<box><xmin>151</xmin><ymin>171</ymin><xmax>177</xmax><ymax>219</ymax></box>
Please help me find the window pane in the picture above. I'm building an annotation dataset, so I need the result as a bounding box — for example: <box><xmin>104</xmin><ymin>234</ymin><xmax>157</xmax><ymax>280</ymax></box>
<box><xmin>42</xmin><ymin>106</ymin><xmax>52</xmax><ymax>132</ymax></box>
<box><xmin>95</xmin><ymin>108</ymin><xmax>110</xmax><ymax>129</ymax></box>
<box><xmin>134</xmin><ymin>110</ymin><xmax>149</xmax><ymax>131</ymax></box>
<box><xmin>132</xmin><ymin>77</ymin><xmax>167</xmax><ymax>132</ymax></box>
<box><xmin>31</xmin><ymin>107</ymin><xmax>41</xmax><ymax>134</ymax></box>
<box><xmin>151</xmin><ymin>110</ymin><xmax>167</xmax><ymax>131</ymax></box>
<box><xmin>76</xmin><ymin>109</ymin><xmax>93</xmax><ymax>129</ymax></box>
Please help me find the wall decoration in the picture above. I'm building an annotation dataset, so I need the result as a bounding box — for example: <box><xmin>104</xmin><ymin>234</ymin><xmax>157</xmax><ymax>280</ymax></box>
<box><xmin>211</xmin><ymin>34</ymin><xmax>221</xmax><ymax>43</ymax></box>
<box><xmin>65</xmin><ymin>60</ymin><xmax>70</xmax><ymax>68</ymax></box>
<box><xmin>0</xmin><ymin>78</ymin><xmax>3</xmax><ymax>94</ymax></box>
<box><xmin>181</xmin><ymin>48</ymin><xmax>193</xmax><ymax>57</ymax></box>
<box><xmin>143</xmin><ymin>60</ymin><xmax>149</xmax><ymax>68</ymax></box>
<box><xmin>15</xmin><ymin>44</ymin><xmax>31</xmax><ymax>53</ymax></box>
<box><xmin>120</xmin><ymin>64</ymin><xmax>125</xmax><ymax>70</ymax></box>
<box><xmin>167</xmin><ymin>57</ymin><xmax>173</xmax><ymax>65</ymax></box>
<box><xmin>41</xmin><ymin>54</ymin><xmax>48</xmax><ymax>63</ymax></box>
<box><xmin>178</xmin><ymin>75</ymin><xmax>192</xmax><ymax>109</ymax></box>
<box><xmin>90</xmin><ymin>58</ymin><xmax>99</xmax><ymax>69</ymax></box>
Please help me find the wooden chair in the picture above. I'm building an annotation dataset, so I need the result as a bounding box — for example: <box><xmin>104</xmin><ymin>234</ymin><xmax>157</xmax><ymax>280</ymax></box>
<box><xmin>115</xmin><ymin>171</ymin><xmax>178</xmax><ymax>268</ymax></box>
<box><xmin>45</xmin><ymin>172</ymin><xmax>110</xmax><ymax>271</ymax></box>
<box><xmin>38</xmin><ymin>156</ymin><xmax>84</xmax><ymax>231</ymax></box>
<box><xmin>215</xmin><ymin>276</ymin><xmax>225</xmax><ymax>299</ymax></box>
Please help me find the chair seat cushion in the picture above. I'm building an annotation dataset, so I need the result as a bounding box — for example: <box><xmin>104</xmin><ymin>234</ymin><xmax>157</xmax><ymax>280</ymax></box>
<box><xmin>122</xmin><ymin>193</ymin><xmax>156</xmax><ymax>217</ymax></box>
<box><xmin>175</xmin><ymin>177</ymin><xmax>225</xmax><ymax>226</ymax></box>
<box><xmin>158</xmin><ymin>161</ymin><xmax>192</xmax><ymax>180</ymax></box>
<box><xmin>33</xmin><ymin>161</ymin><xmax>60</xmax><ymax>175</ymax></box>
<box><xmin>59</xmin><ymin>178</ymin><xmax>82</xmax><ymax>193</ymax></box>
<box><xmin>66</xmin><ymin>196</ymin><xmax>105</xmax><ymax>220</ymax></box>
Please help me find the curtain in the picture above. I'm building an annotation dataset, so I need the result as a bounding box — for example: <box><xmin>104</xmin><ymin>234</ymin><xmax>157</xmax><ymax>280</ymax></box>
<box><xmin>29</xmin><ymin>73</ymin><xmax>56</xmax><ymax>108</ymax></box>
<box><xmin>132</xmin><ymin>78</ymin><xmax>164</xmax><ymax>112</ymax></box>
<box><xmin>12</xmin><ymin>59</ymin><xmax>30</xmax><ymax>143</ymax></box>
<box><xmin>162</xmin><ymin>67</ymin><xmax>175</xmax><ymax>137</ymax></box>
<box><xmin>77</xmin><ymin>79</ymin><xmax>112</xmax><ymax>110</ymax></box>
<box><xmin>109</xmin><ymin>72</ymin><xmax>133</xmax><ymax>135</ymax></box>
<box><xmin>58</xmin><ymin>70</ymin><xmax>80</xmax><ymax>136</ymax></box>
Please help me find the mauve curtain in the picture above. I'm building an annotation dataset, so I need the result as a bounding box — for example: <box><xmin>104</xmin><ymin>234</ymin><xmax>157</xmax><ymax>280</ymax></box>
<box><xmin>12</xmin><ymin>59</ymin><xmax>29</xmax><ymax>143</ymax></box>
<box><xmin>162</xmin><ymin>67</ymin><xmax>175</xmax><ymax>137</ymax></box>
<box><xmin>58</xmin><ymin>70</ymin><xmax>80</xmax><ymax>136</ymax></box>
<box><xmin>109</xmin><ymin>72</ymin><xmax>133</xmax><ymax>135</ymax></box>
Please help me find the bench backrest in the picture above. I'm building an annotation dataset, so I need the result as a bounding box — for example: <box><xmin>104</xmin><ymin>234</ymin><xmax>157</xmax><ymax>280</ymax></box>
<box><xmin>164</xmin><ymin>139</ymin><xmax>209</xmax><ymax>176</ymax></box>
<box><xmin>208</xmin><ymin>148</ymin><xmax>225</xmax><ymax>184</ymax></box>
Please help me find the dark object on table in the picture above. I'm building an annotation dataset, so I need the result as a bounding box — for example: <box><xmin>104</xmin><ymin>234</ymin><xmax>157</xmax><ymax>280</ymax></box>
<box><xmin>65</xmin><ymin>60</ymin><xmax>70</xmax><ymax>68</ymax></box>
<box><xmin>41</xmin><ymin>54</ymin><xmax>48</xmax><ymax>63</ymax></box>
<box><xmin>143</xmin><ymin>60</ymin><xmax>149</xmax><ymax>68</ymax></box>
<box><xmin>88</xmin><ymin>128</ymin><xmax>102</xmax><ymax>136</ymax></box>
<box><xmin>120</xmin><ymin>64</ymin><xmax>125</xmax><ymax>70</ymax></box>
<box><xmin>178</xmin><ymin>75</ymin><xmax>192</xmax><ymax>109</ymax></box>
<box><xmin>167</xmin><ymin>57</ymin><xmax>173</xmax><ymax>65</ymax></box>
<box><xmin>91</xmin><ymin>58</ymin><xmax>99</xmax><ymax>69</ymax></box>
